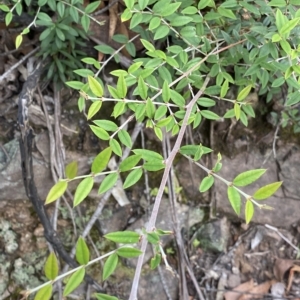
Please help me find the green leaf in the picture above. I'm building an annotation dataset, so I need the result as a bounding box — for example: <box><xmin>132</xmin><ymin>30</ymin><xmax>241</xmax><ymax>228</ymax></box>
<box><xmin>253</xmin><ymin>182</ymin><xmax>282</xmax><ymax>200</ymax></box>
<box><xmin>117</xmin><ymin>75</ymin><xmax>127</xmax><ymax>98</ymax></box>
<box><xmin>234</xmin><ymin>103</ymin><xmax>241</xmax><ymax>120</ymax></box>
<box><xmin>45</xmin><ymin>181</ymin><xmax>68</xmax><ymax>204</ymax></box>
<box><xmin>199</xmin><ymin>176</ymin><xmax>214</xmax><ymax>192</ymax></box>
<box><xmin>197</xmin><ymin>97</ymin><xmax>216</xmax><ymax>107</ymax></box>
<box><xmin>116</xmin><ymin>247</ymin><xmax>143</xmax><ymax>258</ymax></box>
<box><xmin>118</xmin><ymin>129</ymin><xmax>132</xmax><ymax>148</ymax></box>
<box><xmin>147</xmin><ymin>232</ymin><xmax>160</xmax><ymax>244</ymax></box>
<box><xmin>217</xmin><ymin>7</ymin><xmax>236</xmax><ymax>19</ymax></box>
<box><xmin>200</xmin><ymin>110</ymin><xmax>220</xmax><ymax>120</ymax></box>
<box><xmin>34</xmin><ymin>284</ymin><xmax>53</xmax><ymax>300</ymax></box>
<box><xmin>220</xmin><ymin>79</ymin><xmax>229</xmax><ymax>98</ymax></box>
<box><xmin>150</xmin><ymin>253</ymin><xmax>161</xmax><ymax>269</ymax></box>
<box><xmin>133</xmin><ymin>149</ymin><xmax>163</xmax><ymax>161</ymax></box>
<box><xmin>170</xmin><ymin>90</ymin><xmax>185</xmax><ymax>107</ymax></box>
<box><xmin>44</xmin><ymin>252</ymin><xmax>59</xmax><ymax>280</ymax></box>
<box><xmin>94</xmin><ymin>293</ymin><xmax>118</xmax><ymax>300</ymax></box>
<box><xmin>227</xmin><ymin>186</ymin><xmax>241</xmax><ymax>215</ymax></box>
<box><xmin>85</xmin><ymin>1</ymin><xmax>100</xmax><ymax>13</ymax></box>
<box><xmin>237</xmin><ymin>85</ymin><xmax>252</xmax><ymax>101</ymax></box>
<box><xmin>279</xmin><ymin>18</ymin><xmax>300</xmax><ymax>36</ymax></box>
<box><xmin>170</xmin><ymin>16</ymin><xmax>193</xmax><ymax>26</ymax></box>
<box><xmin>146</xmin><ymin>98</ymin><xmax>156</xmax><ymax>118</ymax></box>
<box><xmin>66</xmin><ymin>161</ymin><xmax>78</xmax><ymax>179</ymax></box>
<box><xmin>81</xmin><ymin>14</ymin><xmax>90</xmax><ymax>32</ymax></box>
<box><xmin>120</xmin><ymin>155</ymin><xmax>142</xmax><ymax>172</ymax></box>
<box><xmin>95</xmin><ymin>44</ymin><xmax>115</xmax><ymax>55</ymax></box>
<box><xmin>140</xmin><ymin>39</ymin><xmax>155</xmax><ymax>52</ymax></box>
<box><xmin>74</xmin><ymin>177</ymin><xmax>94</xmax><ymax>207</ymax></box>
<box><xmin>110</xmin><ymin>139</ymin><xmax>122</xmax><ymax>157</ymax></box>
<box><xmin>63</xmin><ymin>268</ymin><xmax>85</xmax><ymax>296</ymax></box>
<box><xmin>5</xmin><ymin>12</ymin><xmax>12</xmax><ymax>26</ymax></box>
<box><xmin>92</xmin><ymin>147</ymin><xmax>112</xmax><ymax>174</ymax></box>
<box><xmin>87</xmin><ymin>101</ymin><xmax>102</xmax><ymax>120</ymax></box>
<box><xmin>93</xmin><ymin>120</ymin><xmax>118</xmax><ymax>131</ymax></box>
<box><xmin>198</xmin><ymin>0</ymin><xmax>214</xmax><ymax>9</ymax></box>
<box><xmin>138</xmin><ymin>76</ymin><xmax>148</xmax><ymax>99</ymax></box>
<box><xmin>123</xmin><ymin>168</ymin><xmax>143</xmax><ymax>189</ymax></box>
<box><xmin>90</xmin><ymin>125</ymin><xmax>110</xmax><ymax>140</ymax></box>
<box><xmin>98</xmin><ymin>173</ymin><xmax>118</xmax><ymax>194</ymax></box>
<box><xmin>88</xmin><ymin>76</ymin><xmax>103</xmax><ymax>97</ymax></box>
<box><xmin>154</xmin><ymin>105</ymin><xmax>168</xmax><ymax>120</ymax></box>
<box><xmin>149</xmin><ymin>16</ymin><xmax>161</xmax><ymax>31</ymax></box>
<box><xmin>112</xmin><ymin>101</ymin><xmax>126</xmax><ymax>118</ymax></box>
<box><xmin>154</xmin><ymin>25</ymin><xmax>170</xmax><ymax>40</ymax></box>
<box><xmin>76</xmin><ymin>237</ymin><xmax>90</xmax><ymax>265</ymax></box>
<box><xmin>104</xmin><ymin>231</ymin><xmax>140</xmax><ymax>243</ymax></box>
<box><xmin>143</xmin><ymin>160</ymin><xmax>165</xmax><ymax>171</ymax></box>
<box><xmin>233</xmin><ymin>169</ymin><xmax>266</xmax><ymax>187</ymax></box>
<box><xmin>245</xmin><ymin>200</ymin><xmax>254</xmax><ymax>224</ymax></box>
<box><xmin>162</xmin><ymin>81</ymin><xmax>170</xmax><ymax>102</ymax></box>
<box><xmin>65</xmin><ymin>81</ymin><xmax>84</xmax><ymax>90</ymax></box>
<box><xmin>15</xmin><ymin>35</ymin><xmax>23</xmax><ymax>49</ymax></box>
<box><xmin>103</xmin><ymin>253</ymin><xmax>118</xmax><ymax>280</ymax></box>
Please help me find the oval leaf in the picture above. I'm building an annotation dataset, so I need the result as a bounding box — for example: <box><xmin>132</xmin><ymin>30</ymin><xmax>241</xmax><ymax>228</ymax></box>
<box><xmin>199</xmin><ymin>176</ymin><xmax>214</xmax><ymax>192</ymax></box>
<box><xmin>110</xmin><ymin>138</ymin><xmax>122</xmax><ymax>157</ymax></box>
<box><xmin>63</xmin><ymin>268</ymin><xmax>85</xmax><ymax>296</ymax></box>
<box><xmin>98</xmin><ymin>173</ymin><xmax>118</xmax><ymax>194</ymax></box>
<box><xmin>116</xmin><ymin>247</ymin><xmax>143</xmax><ymax>258</ymax></box>
<box><xmin>92</xmin><ymin>147</ymin><xmax>112</xmax><ymax>173</ymax></box>
<box><xmin>233</xmin><ymin>169</ymin><xmax>266</xmax><ymax>187</ymax></box>
<box><xmin>88</xmin><ymin>75</ymin><xmax>103</xmax><ymax>97</ymax></box>
<box><xmin>123</xmin><ymin>168</ymin><xmax>143</xmax><ymax>189</ymax></box>
<box><xmin>76</xmin><ymin>237</ymin><xmax>90</xmax><ymax>265</ymax></box>
<box><xmin>245</xmin><ymin>200</ymin><xmax>254</xmax><ymax>224</ymax></box>
<box><xmin>104</xmin><ymin>231</ymin><xmax>140</xmax><ymax>244</ymax></box>
<box><xmin>74</xmin><ymin>177</ymin><xmax>94</xmax><ymax>207</ymax></box>
<box><xmin>44</xmin><ymin>252</ymin><xmax>59</xmax><ymax>280</ymax></box>
<box><xmin>65</xmin><ymin>161</ymin><xmax>78</xmax><ymax>179</ymax></box>
<box><xmin>87</xmin><ymin>101</ymin><xmax>102</xmax><ymax>120</ymax></box>
<box><xmin>150</xmin><ymin>253</ymin><xmax>161</xmax><ymax>270</ymax></box>
<box><xmin>227</xmin><ymin>186</ymin><xmax>241</xmax><ymax>215</ymax></box>
<box><xmin>120</xmin><ymin>155</ymin><xmax>142</xmax><ymax>172</ymax></box>
<box><xmin>34</xmin><ymin>284</ymin><xmax>53</xmax><ymax>300</ymax></box>
<box><xmin>200</xmin><ymin>110</ymin><xmax>220</xmax><ymax>120</ymax></box>
<box><xmin>103</xmin><ymin>253</ymin><xmax>118</xmax><ymax>281</ymax></box>
<box><xmin>45</xmin><ymin>181</ymin><xmax>68</xmax><ymax>204</ymax></box>
<box><xmin>253</xmin><ymin>181</ymin><xmax>283</xmax><ymax>200</ymax></box>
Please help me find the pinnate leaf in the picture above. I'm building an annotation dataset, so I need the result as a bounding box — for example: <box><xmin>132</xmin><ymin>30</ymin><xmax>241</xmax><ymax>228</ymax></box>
<box><xmin>227</xmin><ymin>186</ymin><xmax>241</xmax><ymax>215</ymax></box>
<box><xmin>63</xmin><ymin>268</ymin><xmax>85</xmax><ymax>296</ymax></box>
<box><xmin>45</xmin><ymin>181</ymin><xmax>68</xmax><ymax>204</ymax></box>
<box><xmin>74</xmin><ymin>177</ymin><xmax>94</xmax><ymax>207</ymax></box>
<box><xmin>233</xmin><ymin>169</ymin><xmax>266</xmax><ymax>187</ymax></box>
<box><xmin>253</xmin><ymin>181</ymin><xmax>282</xmax><ymax>200</ymax></box>
<box><xmin>104</xmin><ymin>231</ymin><xmax>140</xmax><ymax>243</ymax></box>
<box><xmin>103</xmin><ymin>253</ymin><xmax>118</xmax><ymax>280</ymax></box>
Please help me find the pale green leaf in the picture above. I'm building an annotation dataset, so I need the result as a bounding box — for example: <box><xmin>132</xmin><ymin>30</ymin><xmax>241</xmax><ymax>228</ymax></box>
<box><xmin>87</xmin><ymin>101</ymin><xmax>102</xmax><ymax>120</ymax></box>
<box><xmin>66</xmin><ymin>161</ymin><xmax>78</xmax><ymax>180</ymax></box>
<box><xmin>44</xmin><ymin>252</ymin><xmax>59</xmax><ymax>280</ymax></box>
<box><xmin>45</xmin><ymin>181</ymin><xmax>68</xmax><ymax>204</ymax></box>
<box><xmin>92</xmin><ymin>147</ymin><xmax>112</xmax><ymax>173</ymax></box>
<box><xmin>233</xmin><ymin>169</ymin><xmax>266</xmax><ymax>187</ymax></box>
<box><xmin>34</xmin><ymin>284</ymin><xmax>52</xmax><ymax>300</ymax></box>
<box><xmin>245</xmin><ymin>200</ymin><xmax>254</xmax><ymax>224</ymax></box>
<box><xmin>63</xmin><ymin>268</ymin><xmax>85</xmax><ymax>296</ymax></box>
<box><xmin>98</xmin><ymin>173</ymin><xmax>118</xmax><ymax>194</ymax></box>
<box><xmin>103</xmin><ymin>253</ymin><xmax>118</xmax><ymax>281</ymax></box>
<box><xmin>74</xmin><ymin>177</ymin><xmax>94</xmax><ymax>207</ymax></box>
<box><xmin>199</xmin><ymin>176</ymin><xmax>214</xmax><ymax>192</ymax></box>
<box><xmin>123</xmin><ymin>168</ymin><xmax>143</xmax><ymax>189</ymax></box>
<box><xmin>253</xmin><ymin>182</ymin><xmax>283</xmax><ymax>200</ymax></box>
<box><xmin>104</xmin><ymin>231</ymin><xmax>140</xmax><ymax>243</ymax></box>
<box><xmin>76</xmin><ymin>237</ymin><xmax>90</xmax><ymax>265</ymax></box>
<box><xmin>88</xmin><ymin>76</ymin><xmax>103</xmax><ymax>97</ymax></box>
<box><xmin>227</xmin><ymin>186</ymin><xmax>241</xmax><ymax>215</ymax></box>
<box><xmin>116</xmin><ymin>247</ymin><xmax>143</xmax><ymax>258</ymax></box>
<box><xmin>120</xmin><ymin>155</ymin><xmax>142</xmax><ymax>172</ymax></box>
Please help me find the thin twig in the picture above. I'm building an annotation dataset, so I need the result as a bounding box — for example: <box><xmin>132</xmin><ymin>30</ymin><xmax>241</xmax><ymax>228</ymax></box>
<box><xmin>265</xmin><ymin>224</ymin><xmax>299</xmax><ymax>252</ymax></box>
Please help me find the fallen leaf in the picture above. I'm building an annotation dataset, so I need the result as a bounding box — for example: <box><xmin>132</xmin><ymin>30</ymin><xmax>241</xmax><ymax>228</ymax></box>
<box><xmin>274</xmin><ymin>258</ymin><xmax>294</xmax><ymax>281</ymax></box>
<box><xmin>239</xmin><ymin>280</ymin><xmax>275</xmax><ymax>300</ymax></box>
<box><xmin>224</xmin><ymin>279</ymin><xmax>254</xmax><ymax>300</ymax></box>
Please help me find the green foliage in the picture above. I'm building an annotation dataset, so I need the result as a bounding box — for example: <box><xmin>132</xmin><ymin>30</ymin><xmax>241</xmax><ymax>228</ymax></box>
<box><xmin>13</xmin><ymin>0</ymin><xmax>296</xmax><ymax>298</ymax></box>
